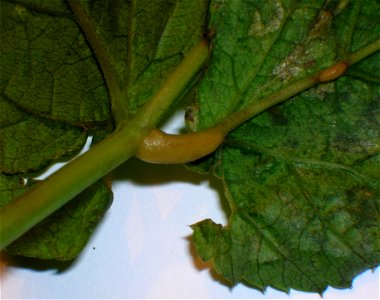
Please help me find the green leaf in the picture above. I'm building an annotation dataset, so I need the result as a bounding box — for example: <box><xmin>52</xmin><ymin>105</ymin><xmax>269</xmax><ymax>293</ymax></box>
<box><xmin>0</xmin><ymin>95</ymin><xmax>87</xmax><ymax>174</ymax></box>
<box><xmin>0</xmin><ymin>173</ymin><xmax>113</xmax><ymax>261</ymax></box>
<box><xmin>191</xmin><ymin>0</ymin><xmax>380</xmax><ymax>293</ymax></box>
<box><xmin>0</xmin><ymin>174</ymin><xmax>29</xmax><ymax>207</ymax></box>
<box><xmin>0</xmin><ymin>0</ymin><xmax>208</xmax><ymax>259</ymax></box>
<box><xmin>72</xmin><ymin>0</ymin><xmax>209</xmax><ymax>114</ymax></box>
<box><xmin>0</xmin><ymin>0</ymin><xmax>111</xmax><ymax>124</ymax></box>
<box><xmin>3</xmin><ymin>177</ymin><xmax>113</xmax><ymax>260</ymax></box>
<box><xmin>1</xmin><ymin>0</ymin><xmax>379</xmax><ymax>295</ymax></box>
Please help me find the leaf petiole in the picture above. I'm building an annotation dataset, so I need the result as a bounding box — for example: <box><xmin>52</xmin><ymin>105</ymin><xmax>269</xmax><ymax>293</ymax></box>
<box><xmin>1</xmin><ymin>38</ymin><xmax>378</xmax><ymax>250</ymax></box>
<box><xmin>136</xmin><ymin>39</ymin><xmax>380</xmax><ymax>164</ymax></box>
<box><xmin>0</xmin><ymin>40</ymin><xmax>209</xmax><ymax>249</ymax></box>
<box><xmin>66</xmin><ymin>0</ymin><xmax>126</xmax><ymax>124</ymax></box>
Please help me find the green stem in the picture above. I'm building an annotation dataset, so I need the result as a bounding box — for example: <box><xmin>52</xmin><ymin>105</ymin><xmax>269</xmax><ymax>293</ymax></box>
<box><xmin>136</xmin><ymin>41</ymin><xmax>380</xmax><ymax>165</ymax></box>
<box><xmin>217</xmin><ymin>76</ymin><xmax>317</xmax><ymax>135</ymax></box>
<box><xmin>66</xmin><ymin>0</ymin><xmax>126</xmax><ymax>124</ymax></box>
<box><xmin>0</xmin><ymin>40</ymin><xmax>209</xmax><ymax>249</ymax></box>
<box><xmin>0</xmin><ymin>126</ymin><xmax>139</xmax><ymax>250</ymax></box>
<box><xmin>217</xmin><ymin>38</ymin><xmax>380</xmax><ymax>134</ymax></box>
<box><xmin>346</xmin><ymin>39</ymin><xmax>380</xmax><ymax>65</ymax></box>
<box><xmin>133</xmin><ymin>40</ymin><xmax>209</xmax><ymax>130</ymax></box>
<box><xmin>1</xmin><ymin>39</ymin><xmax>378</xmax><ymax>249</ymax></box>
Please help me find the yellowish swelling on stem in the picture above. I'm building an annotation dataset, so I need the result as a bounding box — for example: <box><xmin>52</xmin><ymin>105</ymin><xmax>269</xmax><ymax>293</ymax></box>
<box><xmin>135</xmin><ymin>39</ymin><xmax>379</xmax><ymax>165</ymax></box>
<box><xmin>0</xmin><ymin>39</ymin><xmax>210</xmax><ymax>250</ymax></box>
<box><xmin>136</xmin><ymin>127</ymin><xmax>225</xmax><ymax>164</ymax></box>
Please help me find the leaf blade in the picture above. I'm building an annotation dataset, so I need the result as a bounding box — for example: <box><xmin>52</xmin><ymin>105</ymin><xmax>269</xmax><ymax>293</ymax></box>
<box><xmin>191</xmin><ymin>0</ymin><xmax>380</xmax><ymax>293</ymax></box>
<box><xmin>4</xmin><ymin>178</ymin><xmax>113</xmax><ymax>260</ymax></box>
<box><xmin>1</xmin><ymin>0</ymin><xmax>209</xmax><ymax>260</ymax></box>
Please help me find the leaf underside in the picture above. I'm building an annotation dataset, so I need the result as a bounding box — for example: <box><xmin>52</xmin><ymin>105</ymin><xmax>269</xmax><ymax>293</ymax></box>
<box><xmin>190</xmin><ymin>0</ymin><xmax>380</xmax><ymax>294</ymax></box>
<box><xmin>0</xmin><ymin>0</ymin><xmax>207</xmax><ymax>260</ymax></box>
<box><xmin>0</xmin><ymin>0</ymin><xmax>379</xmax><ymax>294</ymax></box>
<box><xmin>4</xmin><ymin>177</ymin><xmax>113</xmax><ymax>261</ymax></box>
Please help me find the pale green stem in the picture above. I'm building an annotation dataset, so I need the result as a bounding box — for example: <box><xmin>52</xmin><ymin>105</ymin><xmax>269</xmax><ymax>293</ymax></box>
<box><xmin>346</xmin><ymin>39</ymin><xmax>380</xmax><ymax>65</ymax></box>
<box><xmin>0</xmin><ymin>40</ymin><xmax>209</xmax><ymax>249</ymax></box>
<box><xmin>217</xmin><ymin>76</ymin><xmax>317</xmax><ymax>135</ymax></box>
<box><xmin>132</xmin><ymin>40</ymin><xmax>209</xmax><ymax>130</ymax></box>
<box><xmin>0</xmin><ymin>127</ymin><xmax>139</xmax><ymax>250</ymax></box>
<box><xmin>216</xmin><ymin>38</ymin><xmax>380</xmax><ymax>134</ymax></box>
<box><xmin>1</xmin><ymin>39</ymin><xmax>378</xmax><ymax>249</ymax></box>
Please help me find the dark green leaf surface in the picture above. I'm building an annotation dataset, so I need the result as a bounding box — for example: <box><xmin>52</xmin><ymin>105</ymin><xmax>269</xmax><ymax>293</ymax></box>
<box><xmin>0</xmin><ymin>95</ymin><xmax>86</xmax><ymax>174</ymax></box>
<box><xmin>193</xmin><ymin>79</ymin><xmax>380</xmax><ymax>292</ymax></box>
<box><xmin>0</xmin><ymin>174</ymin><xmax>28</xmax><ymax>207</ymax></box>
<box><xmin>79</xmin><ymin>0</ymin><xmax>208</xmax><ymax>113</ymax></box>
<box><xmin>3</xmin><ymin>178</ymin><xmax>113</xmax><ymax>260</ymax></box>
<box><xmin>1</xmin><ymin>0</ymin><xmax>379</xmax><ymax>293</ymax></box>
<box><xmin>191</xmin><ymin>0</ymin><xmax>380</xmax><ymax>293</ymax></box>
<box><xmin>0</xmin><ymin>0</ymin><xmax>207</xmax><ymax>260</ymax></box>
<box><xmin>0</xmin><ymin>0</ymin><xmax>110</xmax><ymax>124</ymax></box>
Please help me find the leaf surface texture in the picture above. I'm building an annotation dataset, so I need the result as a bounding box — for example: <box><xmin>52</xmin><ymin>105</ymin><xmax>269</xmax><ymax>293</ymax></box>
<box><xmin>191</xmin><ymin>0</ymin><xmax>380</xmax><ymax>293</ymax></box>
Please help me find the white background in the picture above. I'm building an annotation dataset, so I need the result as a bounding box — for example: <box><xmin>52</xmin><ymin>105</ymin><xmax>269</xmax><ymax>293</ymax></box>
<box><xmin>1</xmin><ymin>112</ymin><xmax>379</xmax><ymax>299</ymax></box>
